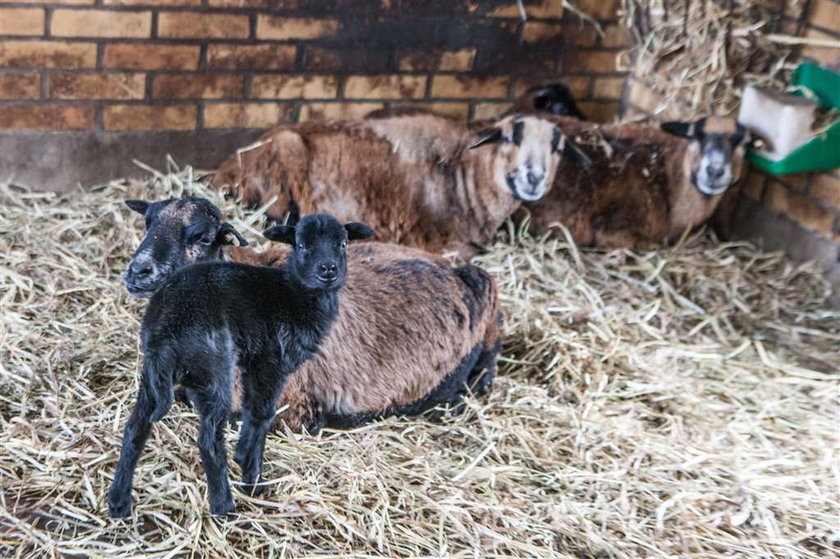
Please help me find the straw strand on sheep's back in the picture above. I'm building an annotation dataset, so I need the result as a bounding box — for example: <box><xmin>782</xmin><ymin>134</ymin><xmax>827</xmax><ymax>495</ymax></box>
<box><xmin>0</xmin><ymin>168</ymin><xmax>838</xmax><ymax>557</ymax></box>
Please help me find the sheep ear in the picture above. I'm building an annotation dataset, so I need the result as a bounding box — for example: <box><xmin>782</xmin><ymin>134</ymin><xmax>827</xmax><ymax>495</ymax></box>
<box><xmin>345</xmin><ymin>222</ymin><xmax>375</xmax><ymax>241</ymax></box>
<box><xmin>562</xmin><ymin>140</ymin><xmax>592</xmax><ymax>168</ymax></box>
<box><xmin>217</xmin><ymin>222</ymin><xmax>248</xmax><ymax>247</ymax></box>
<box><xmin>263</xmin><ymin>224</ymin><xmax>296</xmax><ymax>245</ymax></box>
<box><xmin>660</xmin><ymin>121</ymin><xmax>696</xmax><ymax>138</ymax></box>
<box><xmin>125</xmin><ymin>199</ymin><xmax>149</xmax><ymax>215</ymax></box>
<box><xmin>284</xmin><ymin>200</ymin><xmax>301</xmax><ymax>226</ymax></box>
<box><xmin>263</xmin><ymin>225</ymin><xmax>295</xmax><ymax>246</ymax></box>
<box><xmin>468</xmin><ymin>127</ymin><xmax>503</xmax><ymax>150</ymax></box>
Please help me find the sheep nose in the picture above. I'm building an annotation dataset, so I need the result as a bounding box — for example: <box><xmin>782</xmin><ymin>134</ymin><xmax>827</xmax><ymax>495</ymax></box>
<box><xmin>707</xmin><ymin>165</ymin><xmax>725</xmax><ymax>179</ymax></box>
<box><xmin>526</xmin><ymin>167</ymin><xmax>545</xmax><ymax>187</ymax></box>
<box><xmin>129</xmin><ymin>259</ymin><xmax>157</xmax><ymax>280</ymax></box>
<box><xmin>319</xmin><ymin>262</ymin><xmax>338</xmax><ymax>275</ymax></box>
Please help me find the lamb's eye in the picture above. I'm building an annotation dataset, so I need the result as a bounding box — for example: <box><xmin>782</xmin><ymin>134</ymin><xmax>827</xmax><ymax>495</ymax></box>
<box><xmin>502</xmin><ymin>135</ymin><xmax>513</xmax><ymax>144</ymax></box>
<box><xmin>298</xmin><ymin>243</ymin><xmax>305</xmax><ymax>250</ymax></box>
<box><xmin>341</xmin><ymin>241</ymin><xmax>347</xmax><ymax>248</ymax></box>
<box><xmin>189</xmin><ymin>232</ymin><xmax>212</xmax><ymax>245</ymax></box>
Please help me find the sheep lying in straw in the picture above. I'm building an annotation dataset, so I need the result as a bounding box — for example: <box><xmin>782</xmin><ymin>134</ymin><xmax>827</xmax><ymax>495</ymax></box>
<box><xmin>122</xmin><ymin>196</ymin><xmax>501</xmax><ymax>436</ymax></box>
<box><xmin>212</xmin><ymin>113</ymin><xmax>590</xmax><ymax>258</ymax></box>
<box><xmin>519</xmin><ymin>115</ymin><xmax>770</xmax><ymax>248</ymax></box>
<box><xmin>110</xmin><ymin>213</ymin><xmax>373</xmax><ymax>517</ymax></box>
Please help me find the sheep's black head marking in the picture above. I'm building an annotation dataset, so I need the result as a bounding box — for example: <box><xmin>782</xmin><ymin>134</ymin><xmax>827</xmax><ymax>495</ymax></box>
<box><xmin>525</xmin><ymin>82</ymin><xmax>587</xmax><ymax>120</ymax></box>
<box><xmin>123</xmin><ymin>197</ymin><xmax>247</xmax><ymax>298</ymax></box>
<box><xmin>661</xmin><ymin>117</ymin><xmax>770</xmax><ymax>197</ymax></box>
<box><xmin>264</xmin><ymin>214</ymin><xmax>373</xmax><ymax>291</ymax></box>
<box><xmin>469</xmin><ymin>115</ymin><xmax>591</xmax><ymax>202</ymax></box>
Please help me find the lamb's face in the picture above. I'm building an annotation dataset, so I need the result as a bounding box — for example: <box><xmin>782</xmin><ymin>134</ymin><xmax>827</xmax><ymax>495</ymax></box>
<box><xmin>469</xmin><ymin>115</ymin><xmax>590</xmax><ymax>202</ymax></box>
<box><xmin>123</xmin><ymin>197</ymin><xmax>246</xmax><ymax>297</ymax></box>
<box><xmin>661</xmin><ymin>117</ymin><xmax>760</xmax><ymax>196</ymax></box>
<box><xmin>263</xmin><ymin>214</ymin><xmax>374</xmax><ymax>291</ymax></box>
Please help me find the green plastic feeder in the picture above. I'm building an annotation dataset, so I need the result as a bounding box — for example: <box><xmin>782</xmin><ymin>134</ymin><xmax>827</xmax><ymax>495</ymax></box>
<box><xmin>747</xmin><ymin>63</ymin><xmax>840</xmax><ymax>175</ymax></box>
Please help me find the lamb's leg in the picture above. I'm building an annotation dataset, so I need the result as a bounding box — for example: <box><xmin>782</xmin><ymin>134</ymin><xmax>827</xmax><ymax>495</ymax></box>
<box><xmin>108</xmin><ymin>377</ymin><xmax>157</xmax><ymax>518</ymax></box>
<box><xmin>234</xmin><ymin>358</ymin><xmax>287</xmax><ymax>496</ymax></box>
<box><xmin>191</xmin><ymin>385</ymin><xmax>235</xmax><ymax>516</ymax></box>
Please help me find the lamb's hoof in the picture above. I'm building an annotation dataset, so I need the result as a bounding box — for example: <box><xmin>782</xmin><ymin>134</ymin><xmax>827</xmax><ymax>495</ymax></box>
<box><xmin>108</xmin><ymin>498</ymin><xmax>132</xmax><ymax>519</ymax></box>
<box><xmin>210</xmin><ymin>498</ymin><xmax>236</xmax><ymax>517</ymax></box>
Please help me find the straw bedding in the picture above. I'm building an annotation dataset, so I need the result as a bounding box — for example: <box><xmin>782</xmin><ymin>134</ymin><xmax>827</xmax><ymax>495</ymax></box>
<box><xmin>0</xmin><ymin>167</ymin><xmax>837</xmax><ymax>558</ymax></box>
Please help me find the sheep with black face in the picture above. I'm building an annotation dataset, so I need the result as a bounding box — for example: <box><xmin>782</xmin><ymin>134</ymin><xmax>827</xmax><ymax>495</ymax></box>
<box><xmin>108</xmin><ymin>213</ymin><xmax>373</xmax><ymax>517</ymax></box>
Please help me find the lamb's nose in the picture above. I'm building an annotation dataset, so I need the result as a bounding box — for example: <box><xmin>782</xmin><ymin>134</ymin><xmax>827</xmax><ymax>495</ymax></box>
<box><xmin>319</xmin><ymin>262</ymin><xmax>337</xmax><ymax>275</ymax></box>
<box><xmin>129</xmin><ymin>259</ymin><xmax>157</xmax><ymax>280</ymax></box>
<box><xmin>526</xmin><ymin>167</ymin><xmax>545</xmax><ymax>186</ymax></box>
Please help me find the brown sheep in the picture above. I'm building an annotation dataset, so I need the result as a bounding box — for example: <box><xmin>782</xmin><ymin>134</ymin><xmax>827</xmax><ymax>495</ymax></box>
<box><xmin>123</xmin><ymin>196</ymin><xmax>501</xmax><ymax>434</ymax></box>
<box><xmin>212</xmin><ymin>113</ymin><xmax>589</xmax><ymax>259</ymax></box>
<box><xmin>519</xmin><ymin>115</ymin><xmax>767</xmax><ymax>248</ymax></box>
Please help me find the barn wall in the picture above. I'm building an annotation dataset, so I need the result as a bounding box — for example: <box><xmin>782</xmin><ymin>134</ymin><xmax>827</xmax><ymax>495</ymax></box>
<box><xmin>0</xmin><ymin>0</ymin><xmax>628</xmax><ymax>190</ymax></box>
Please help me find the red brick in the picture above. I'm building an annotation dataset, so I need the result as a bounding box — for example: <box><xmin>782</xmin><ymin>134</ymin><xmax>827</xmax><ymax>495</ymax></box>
<box><xmin>303</xmin><ymin>46</ymin><xmax>389</xmax><ymax>72</ymax></box>
<box><xmin>602</xmin><ymin>24</ymin><xmax>633</xmax><ymax>47</ymax></box>
<box><xmin>767</xmin><ymin>181</ymin><xmax>835</xmax><ymax>236</ymax></box>
<box><xmin>0</xmin><ymin>41</ymin><xmax>96</xmax><ymax>69</ymax></box>
<box><xmin>0</xmin><ymin>74</ymin><xmax>40</xmax><ymax>100</ymax></box>
<box><xmin>52</xmin><ymin>9</ymin><xmax>151</xmax><ymax>38</ymax></box>
<box><xmin>488</xmin><ymin>0</ymin><xmax>563</xmax><ymax>18</ymax></box>
<box><xmin>300</xmin><ymin>102</ymin><xmax>383</xmax><ymax>121</ymax></box>
<box><xmin>0</xmin><ymin>0</ymin><xmax>93</xmax><ymax>3</ymax></box>
<box><xmin>159</xmin><ymin>12</ymin><xmax>250</xmax><ymax>39</ymax></box>
<box><xmin>0</xmin><ymin>104</ymin><xmax>94</xmax><ymax>130</ymax></box>
<box><xmin>104</xmin><ymin>44</ymin><xmax>199</xmax><ymax>70</ymax></box>
<box><xmin>810</xmin><ymin>172</ymin><xmax>840</xmax><ymax>208</ymax></box>
<box><xmin>208</xmin><ymin>0</ymin><xmax>299</xmax><ymax>6</ymax></box>
<box><xmin>592</xmin><ymin>76</ymin><xmax>625</xmax><ymax>99</ymax></box>
<box><xmin>0</xmin><ymin>8</ymin><xmax>44</xmax><ymax>36</ymax></box>
<box><xmin>562</xmin><ymin>50</ymin><xmax>618</xmax><ymax>73</ymax></box>
<box><xmin>105</xmin><ymin>0</ymin><xmax>198</xmax><ymax>5</ymax></box>
<box><xmin>397</xmin><ymin>48</ymin><xmax>476</xmax><ymax>71</ymax></box>
<box><xmin>251</xmin><ymin>74</ymin><xmax>337</xmax><ymax>99</ymax></box>
<box><xmin>257</xmin><ymin>16</ymin><xmax>341</xmax><ymax>40</ymax></box>
<box><xmin>430</xmin><ymin>75</ymin><xmax>508</xmax><ymax>99</ymax></box>
<box><xmin>571</xmin><ymin>0</ymin><xmax>621</xmax><ymax>20</ymax></box>
<box><xmin>50</xmin><ymin>73</ymin><xmax>146</xmax><ymax>100</ymax></box>
<box><xmin>204</xmin><ymin>102</ymin><xmax>288</xmax><ymax>128</ymax></box>
<box><xmin>809</xmin><ymin>0</ymin><xmax>840</xmax><ymax>34</ymax></box>
<box><xmin>104</xmin><ymin>104</ymin><xmax>197</xmax><ymax>130</ymax></box>
<box><xmin>522</xmin><ymin>22</ymin><xmax>563</xmax><ymax>44</ymax></box>
<box><xmin>474</xmin><ymin>102</ymin><xmax>512</xmax><ymax>119</ymax></box>
<box><xmin>345</xmin><ymin>75</ymin><xmax>426</xmax><ymax>100</ymax></box>
<box><xmin>153</xmin><ymin>74</ymin><xmax>242</xmax><ymax>99</ymax></box>
<box><xmin>576</xmin><ymin>101</ymin><xmax>620</xmax><ymax>123</ymax></box>
<box><xmin>207</xmin><ymin>44</ymin><xmax>297</xmax><ymax>71</ymax></box>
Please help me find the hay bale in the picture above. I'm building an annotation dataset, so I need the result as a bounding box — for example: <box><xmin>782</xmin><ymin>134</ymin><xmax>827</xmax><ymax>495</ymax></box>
<box><xmin>0</xmin><ymin>167</ymin><xmax>837</xmax><ymax>557</ymax></box>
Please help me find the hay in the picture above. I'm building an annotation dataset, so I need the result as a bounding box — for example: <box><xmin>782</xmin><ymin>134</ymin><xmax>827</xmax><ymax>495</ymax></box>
<box><xmin>1</xmin><ymin>167</ymin><xmax>838</xmax><ymax>558</ymax></box>
<box><xmin>622</xmin><ymin>0</ymin><xmax>808</xmax><ymax>117</ymax></box>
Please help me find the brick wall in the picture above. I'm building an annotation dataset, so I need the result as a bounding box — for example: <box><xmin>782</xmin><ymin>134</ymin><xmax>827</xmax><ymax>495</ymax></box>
<box><xmin>0</xmin><ymin>0</ymin><xmax>628</xmax><ymax>142</ymax></box>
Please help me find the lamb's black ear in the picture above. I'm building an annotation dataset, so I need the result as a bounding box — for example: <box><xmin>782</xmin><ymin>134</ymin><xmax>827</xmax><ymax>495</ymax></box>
<box><xmin>217</xmin><ymin>222</ymin><xmax>248</xmax><ymax>246</ymax></box>
<box><xmin>125</xmin><ymin>199</ymin><xmax>149</xmax><ymax>215</ymax></box>
<box><xmin>659</xmin><ymin>119</ymin><xmax>703</xmax><ymax>138</ymax></box>
<box><xmin>263</xmin><ymin>224</ymin><xmax>296</xmax><ymax>245</ymax></box>
<box><xmin>285</xmin><ymin>200</ymin><xmax>301</xmax><ymax>226</ymax></box>
<box><xmin>468</xmin><ymin>127</ymin><xmax>503</xmax><ymax>150</ymax></box>
<box><xmin>345</xmin><ymin>222</ymin><xmax>375</xmax><ymax>241</ymax></box>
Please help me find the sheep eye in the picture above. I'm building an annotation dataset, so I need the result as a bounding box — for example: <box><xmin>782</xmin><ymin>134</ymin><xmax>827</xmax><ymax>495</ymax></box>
<box><xmin>502</xmin><ymin>135</ymin><xmax>513</xmax><ymax>144</ymax></box>
<box><xmin>189</xmin><ymin>233</ymin><xmax>212</xmax><ymax>245</ymax></box>
<box><xmin>297</xmin><ymin>243</ymin><xmax>305</xmax><ymax>250</ymax></box>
